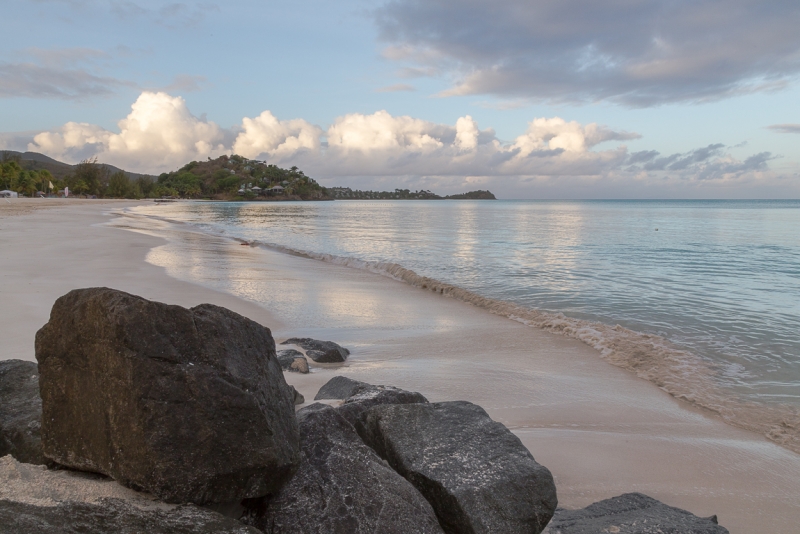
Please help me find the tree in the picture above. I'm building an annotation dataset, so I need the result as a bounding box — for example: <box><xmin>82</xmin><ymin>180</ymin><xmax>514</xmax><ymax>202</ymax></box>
<box><xmin>106</xmin><ymin>171</ymin><xmax>133</xmax><ymax>198</ymax></box>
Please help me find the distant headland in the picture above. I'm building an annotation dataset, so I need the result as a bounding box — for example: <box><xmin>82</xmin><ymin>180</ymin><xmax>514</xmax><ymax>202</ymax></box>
<box><xmin>1</xmin><ymin>151</ymin><xmax>495</xmax><ymax>201</ymax></box>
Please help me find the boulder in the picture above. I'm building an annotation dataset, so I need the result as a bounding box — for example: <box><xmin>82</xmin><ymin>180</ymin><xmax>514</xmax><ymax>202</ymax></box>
<box><xmin>337</xmin><ymin>385</ymin><xmax>428</xmax><ymax>441</ymax></box>
<box><xmin>0</xmin><ymin>360</ymin><xmax>45</xmax><ymax>465</ymax></box>
<box><xmin>314</xmin><ymin>375</ymin><xmax>371</xmax><ymax>400</ymax></box>
<box><xmin>276</xmin><ymin>350</ymin><xmax>309</xmax><ymax>373</ymax></box>
<box><xmin>289</xmin><ymin>386</ymin><xmax>305</xmax><ymax>406</ymax></box>
<box><xmin>0</xmin><ymin>498</ymin><xmax>261</xmax><ymax>534</ymax></box>
<box><xmin>543</xmin><ymin>493</ymin><xmax>729</xmax><ymax>534</ymax></box>
<box><xmin>243</xmin><ymin>404</ymin><xmax>444</xmax><ymax>534</ymax></box>
<box><xmin>35</xmin><ymin>288</ymin><xmax>300</xmax><ymax>504</ymax></box>
<box><xmin>282</xmin><ymin>338</ymin><xmax>349</xmax><ymax>363</ymax></box>
<box><xmin>364</xmin><ymin>401</ymin><xmax>557</xmax><ymax>534</ymax></box>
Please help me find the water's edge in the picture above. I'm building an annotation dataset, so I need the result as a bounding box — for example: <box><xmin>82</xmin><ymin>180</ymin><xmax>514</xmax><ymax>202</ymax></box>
<box><xmin>114</xmin><ymin>208</ymin><xmax>800</xmax><ymax>455</ymax></box>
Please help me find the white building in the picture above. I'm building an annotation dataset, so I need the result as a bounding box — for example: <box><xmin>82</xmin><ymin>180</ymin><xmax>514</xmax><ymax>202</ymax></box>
<box><xmin>0</xmin><ymin>190</ymin><xmax>18</xmax><ymax>198</ymax></box>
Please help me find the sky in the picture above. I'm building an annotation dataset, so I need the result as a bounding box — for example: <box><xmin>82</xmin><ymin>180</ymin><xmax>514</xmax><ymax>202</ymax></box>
<box><xmin>1</xmin><ymin>0</ymin><xmax>799</xmax><ymax>198</ymax></box>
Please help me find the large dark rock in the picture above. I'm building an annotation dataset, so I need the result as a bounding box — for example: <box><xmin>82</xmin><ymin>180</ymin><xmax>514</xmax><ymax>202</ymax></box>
<box><xmin>35</xmin><ymin>288</ymin><xmax>300</xmax><ymax>505</ymax></box>
<box><xmin>244</xmin><ymin>404</ymin><xmax>444</xmax><ymax>534</ymax></box>
<box><xmin>0</xmin><ymin>360</ymin><xmax>45</xmax><ymax>465</ymax></box>
<box><xmin>314</xmin><ymin>375</ymin><xmax>371</xmax><ymax>400</ymax></box>
<box><xmin>276</xmin><ymin>349</ymin><xmax>309</xmax><ymax>373</ymax></box>
<box><xmin>544</xmin><ymin>493</ymin><xmax>729</xmax><ymax>534</ymax></box>
<box><xmin>282</xmin><ymin>338</ymin><xmax>350</xmax><ymax>363</ymax></box>
<box><xmin>337</xmin><ymin>385</ymin><xmax>428</xmax><ymax>441</ymax></box>
<box><xmin>0</xmin><ymin>498</ymin><xmax>261</xmax><ymax>534</ymax></box>
<box><xmin>364</xmin><ymin>401</ymin><xmax>557</xmax><ymax>534</ymax></box>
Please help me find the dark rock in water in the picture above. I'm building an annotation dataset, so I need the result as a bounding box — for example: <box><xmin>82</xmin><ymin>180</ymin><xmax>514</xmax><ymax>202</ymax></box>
<box><xmin>35</xmin><ymin>288</ymin><xmax>300</xmax><ymax>505</ymax></box>
<box><xmin>276</xmin><ymin>349</ymin><xmax>309</xmax><ymax>373</ymax></box>
<box><xmin>0</xmin><ymin>498</ymin><xmax>261</xmax><ymax>534</ymax></box>
<box><xmin>282</xmin><ymin>338</ymin><xmax>350</xmax><ymax>363</ymax></box>
<box><xmin>243</xmin><ymin>404</ymin><xmax>444</xmax><ymax>534</ymax></box>
<box><xmin>364</xmin><ymin>401</ymin><xmax>557</xmax><ymax>534</ymax></box>
<box><xmin>0</xmin><ymin>360</ymin><xmax>45</xmax><ymax>465</ymax></box>
<box><xmin>314</xmin><ymin>375</ymin><xmax>371</xmax><ymax>400</ymax></box>
<box><xmin>544</xmin><ymin>493</ymin><xmax>729</xmax><ymax>534</ymax></box>
<box><xmin>337</xmin><ymin>385</ymin><xmax>428</xmax><ymax>441</ymax></box>
<box><xmin>289</xmin><ymin>386</ymin><xmax>305</xmax><ymax>405</ymax></box>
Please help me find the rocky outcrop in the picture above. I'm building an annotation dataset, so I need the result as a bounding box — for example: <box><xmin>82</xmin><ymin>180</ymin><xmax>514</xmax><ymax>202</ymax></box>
<box><xmin>282</xmin><ymin>338</ymin><xmax>349</xmax><ymax>363</ymax></box>
<box><xmin>314</xmin><ymin>376</ymin><xmax>370</xmax><ymax>400</ymax></box>
<box><xmin>244</xmin><ymin>404</ymin><xmax>444</xmax><ymax>534</ymax></box>
<box><xmin>0</xmin><ymin>498</ymin><xmax>261</xmax><ymax>534</ymax></box>
<box><xmin>276</xmin><ymin>349</ymin><xmax>309</xmax><ymax>373</ymax></box>
<box><xmin>543</xmin><ymin>493</ymin><xmax>729</xmax><ymax>533</ymax></box>
<box><xmin>0</xmin><ymin>360</ymin><xmax>45</xmax><ymax>465</ymax></box>
<box><xmin>364</xmin><ymin>401</ymin><xmax>557</xmax><ymax>534</ymax></box>
<box><xmin>35</xmin><ymin>288</ymin><xmax>300</xmax><ymax>505</ymax></box>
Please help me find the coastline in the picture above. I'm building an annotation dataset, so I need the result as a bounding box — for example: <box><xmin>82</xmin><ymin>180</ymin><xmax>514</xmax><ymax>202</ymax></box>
<box><xmin>3</xmin><ymin>199</ymin><xmax>800</xmax><ymax>532</ymax></box>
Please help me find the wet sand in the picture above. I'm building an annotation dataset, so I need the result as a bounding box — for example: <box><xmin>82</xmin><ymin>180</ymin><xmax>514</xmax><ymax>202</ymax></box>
<box><xmin>2</xmin><ymin>199</ymin><xmax>800</xmax><ymax>532</ymax></box>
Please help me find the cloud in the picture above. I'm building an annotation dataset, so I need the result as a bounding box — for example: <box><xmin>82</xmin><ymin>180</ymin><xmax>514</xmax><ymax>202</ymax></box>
<box><xmin>28</xmin><ymin>92</ymin><xmax>228</xmax><ymax>170</ymax></box>
<box><xmin>159</xmin><ymin>74</ymin><xmax>207</xmax><ymax>93</ymax></box>
<box><xmin>376</xmin><ymin>83</ymin><xmax>415</xmax><ymax>92</ymax></box>
<box><xmin>374</xmin><ymin>0</ymin><xmax>800</xmax><ymax>106</ymax></box>
<box><xmin>767</xmin><ymin>124</ymin><xmax>800</xmax><ymax>134</ymax></box>
<box><xmin>0</xmin><ymin>47</ymin><xmax>134</xmax><ymax>100</ymax></box>
<box><xmin>232</xmin><ymin>111</ymin><xmax>322</xmax><ymax>160</ymax></box>
<box><xmin>110</xmin><ymin>1</ymin><xmax>220</xmax><ymax>28</ymax></box>
<box><xmin>19</xmin><ymin>91</ymin><xmax>795</xmax><ymax>198</ymax></box>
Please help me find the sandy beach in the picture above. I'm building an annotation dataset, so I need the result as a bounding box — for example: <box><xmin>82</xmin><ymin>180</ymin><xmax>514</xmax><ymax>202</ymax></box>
<box><xmin>2</xmin><ymin>198</ymin><xmax>800</xmax><ymax>533</ymax></box>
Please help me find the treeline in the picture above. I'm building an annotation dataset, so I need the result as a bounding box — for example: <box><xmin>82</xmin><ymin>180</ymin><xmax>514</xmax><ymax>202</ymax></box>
<box><xmin>328</xmin><ymin>187</ymin><xmax>496</xmax><ymax>200</ymax></box>
<box><xmin>0</xmin><ymin>158</ymin><xmax>54</xmax><ymax>196</ymax></box>
<box><xmin>0</xmin><ymin>153</ymin><xmax>329</xmax><ymax>200</ymax></box>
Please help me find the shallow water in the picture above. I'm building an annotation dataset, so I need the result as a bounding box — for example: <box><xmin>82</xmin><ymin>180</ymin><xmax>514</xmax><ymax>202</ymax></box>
<box><xmin>129</xmin><ymin>199</ymin><xmax>800</xmax><ymax>449</ymax></box>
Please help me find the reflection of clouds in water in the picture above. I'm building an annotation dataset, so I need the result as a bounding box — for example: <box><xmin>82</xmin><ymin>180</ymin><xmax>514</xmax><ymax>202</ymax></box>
<box><xmin>142</xmin><ymin>221</ymin><xmax>463</xmax><ymax>334</ymax></box>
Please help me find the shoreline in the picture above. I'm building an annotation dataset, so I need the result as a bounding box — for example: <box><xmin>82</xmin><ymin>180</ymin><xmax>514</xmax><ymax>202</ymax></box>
<box><xmin>3</xmin><ymin>199</ymin><xmax>800</xmax><ymax>532</ymax></box>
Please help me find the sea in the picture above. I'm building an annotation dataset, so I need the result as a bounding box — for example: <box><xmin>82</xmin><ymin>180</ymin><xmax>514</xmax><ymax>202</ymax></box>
<box><xmin>127</xmin><ymin>199</ymin><xmax>800</xmax><ymax>451</ymax></box>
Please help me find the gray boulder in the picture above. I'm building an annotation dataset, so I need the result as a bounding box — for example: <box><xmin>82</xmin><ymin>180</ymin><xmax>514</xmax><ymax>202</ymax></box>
<box><xmin>543</xmin><ymin>493</ymin><xmax>729</xmax><ymax>534</ymax></box>
<box><xmin>276</xmin><ymin>350</ymin><xmax>309</xmax><ymax>373</ymax></box>
<box><xmin>337</xmin><ymin>385</ymin><xmax>428</xmax><ymax>441</ymax></box>
<box><xmin>289</xmin><ymin>386</ymin><xmax>305</xmax><ymax>406</ymax></box>
<box><xmin>35</xmin><ymin>288</ymin><xmax>300</xmax><ymax>504</ymax></box>
<box><xmin>314</xmin><ymin>375</ymin><xmax>371</xmax><ymax>400</ymax></box>
<box><xmin>282</xmin><ymin>338</ymin><xmax>349</xmax><ymax>363</ymax></box>
<box><xmin>0</xmin><ymin>360</ymin><xmax>45</xmax><ymax>465</ymax></box>
<box><xmin>0</xmin><ymin>498</ymin><xmax>261</xmax><ymax>534</ymax></box>
<box><xmin>244</xmin><ymin>404</ymin><xmax>444</xmax><ymax>534</ymax></box>
<box><xmin>364</xmin><ymin>401</ymin><xmax>557</xmax><ymax>534</ymax></box>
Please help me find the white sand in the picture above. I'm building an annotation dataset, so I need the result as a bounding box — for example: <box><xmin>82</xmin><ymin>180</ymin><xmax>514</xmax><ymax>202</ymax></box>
<box><xmin>2</xmin><ymin>199</ymin><xmax>800</xmax><ymax>533</ymax></box>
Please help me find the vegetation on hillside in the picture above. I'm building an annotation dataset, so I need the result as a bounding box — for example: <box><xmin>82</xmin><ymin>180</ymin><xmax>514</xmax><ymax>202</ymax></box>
<box><xmin>153</xmin><ymin>155</ymin><xmax>329</xmax><ymax>200</ymax></box>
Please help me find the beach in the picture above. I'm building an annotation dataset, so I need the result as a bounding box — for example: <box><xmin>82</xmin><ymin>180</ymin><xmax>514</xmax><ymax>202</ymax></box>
<box><xmin>2</xmin><ymin>198</ymin><xmax>800</xmax><ymax>533</ymax></box>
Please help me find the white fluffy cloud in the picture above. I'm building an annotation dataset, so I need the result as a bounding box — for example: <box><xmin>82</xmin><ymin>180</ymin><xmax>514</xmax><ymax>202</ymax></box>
<box><xmin>18</xmin><ymin>91</ymin><xmax>796</xmax><ymax>197</ymax></box>
<box><xmin>233</xmin><ymin>111</ymin><xmax>322</xmax><ymax>160</ymax></box>
<box><xmin>29</xmin><ymin>92</ymin><xmax>228</xmax><ymax>170</ymax></box>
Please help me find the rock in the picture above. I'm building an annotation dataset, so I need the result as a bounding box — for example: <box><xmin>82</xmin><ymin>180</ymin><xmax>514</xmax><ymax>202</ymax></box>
<box><xmin>35</xmin><ymin>288</ymin><xmax>300</xmax><ymax>504</ymax></box>
<box><xmin>282</xmin><ymin>338</ymin><xmax>349</xmax><ymax>363</ymax></box>
<box><xmin>276</xmin><ymin>349</ymin><xmax>309</xmax><ymax>373</ymax></box>
<box><xmin>0</xmin><ymin>498</ymin><xmax>261</xmax><ymax>534</ymax></box>
<box><xmin>289</xmin><ymin>386</ymin><xmax>305</xmax><ymax>405</ymax></box>
<box><xmin>364</xmin><ymin>401</ymin><xmax>557</xmax><ymax>534</ymax></box>
<box><xmin>543</xmin><ymin>493</ymin><xmax>729</xmax><ymax>534</ymax></box>
<box><xmin>337</xmin><ymin>385</ymin><xmax>428</xmax><ymax>441</ymax></box>
<box><xmin>0</xmin><ymin>360</ymin><xmax>45</xmax><ymax>465</ymax></box>
<box><xmin>243</xmin><ymin>404</ymin><xmax>444</xmax><ymax>534</ymax></box>
<box><xmin>314</xmin><ymin>375</ymin><xmax>371</xmax><ymax>400</ymax></box>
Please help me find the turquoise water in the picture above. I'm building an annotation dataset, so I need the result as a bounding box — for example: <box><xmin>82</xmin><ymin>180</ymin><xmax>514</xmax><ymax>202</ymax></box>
<box><xmin>130</xmin><ymin>199</ymin><xmax>800</xmax><ymax>441</ymax></box>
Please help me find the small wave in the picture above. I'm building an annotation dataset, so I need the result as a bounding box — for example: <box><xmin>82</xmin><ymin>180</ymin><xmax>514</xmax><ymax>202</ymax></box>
<box><xmin>116</xmin><ymin>209</ymin><xmax>800</xmax><ymax>455</ymax></box>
